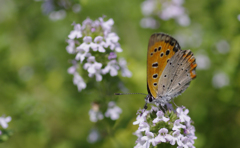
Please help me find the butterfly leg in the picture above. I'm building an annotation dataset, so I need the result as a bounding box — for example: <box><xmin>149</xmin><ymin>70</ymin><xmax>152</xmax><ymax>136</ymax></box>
<box><xmin>159</xmin><ymin>104</ymin><xmax>167</xmax><ymax>113</ymax></box>
<box><xmin>143</xmin><ymin>102</ymin><xmax>148</xmax><ymax>109</ymax></box>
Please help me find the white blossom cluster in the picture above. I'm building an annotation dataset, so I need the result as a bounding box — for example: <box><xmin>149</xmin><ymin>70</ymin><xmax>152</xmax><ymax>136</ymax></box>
<box><xmin>38</xmin><ymin>0</ymin><xmax>81</xmax><ymax>21</ymax></box>
<box><xmin>0</xmin><ymin>115</ymin><xmax>11</xmax><ymax>135</ymax></box>
<box><xmin>66</xmin><ymin>17</ymin><xmax>132</xmax><ymax>91</ymax></box>
<box><xmin>140</xmin><ymin>0</ymin><xmax>191</xmax><ymax>29</ymax></box>
<box><xmin>89</xmin><ymin>101</ymin><xmax>122</xmax><ymax>122</ymax></box>
<box><xmin>133</xmin><ymin>105</ymin><xmax>196</xmax><ymax>148</ymax></box>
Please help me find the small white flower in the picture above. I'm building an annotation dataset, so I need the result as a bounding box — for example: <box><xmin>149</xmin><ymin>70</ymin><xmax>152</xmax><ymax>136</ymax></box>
<box><xmin>141</xmin><ymin>0</ymin><xmax>156</xmax><ymax>16</ymax></box>
<box><xmin>108</xmin><ymin>52</ymin><xmax>117</xmax><ymax>60</ymax></box>
<box><xmin>150</xmin><ymin>106</ymin><xmax>159</xmax><ymax>112</ymax></box>
<box><xmin>89</xmin><ymin>109</ymin><xmax>104</xmax><ymax>122</ymax></box>
<box><xmin>114</xmin><ymin>43</ymin><xmax>123</xmax><ymax>52</ymax></box>
<box><xmin>87</xmin><ymin>129</ymin><xmax>100</xmax><ymax>143</ymax></box>
<box><xmin>66</xmin><ymin>39</ymin><xmax>76</xmax><ymax>54</ymax></box>
<box><xmin>176</xmin><ymin>14</ymin><xmax>191</xmax><ymax>26</ymax></box>
<box><xmin>104</xmin><ymin>33</ymin><xmax>121</xmax><ymax>51</ymax></box>
<box><xmin>75</xmin><ymin>45</ymin><xmax>91</xmax><ymax>63</ymax></box>
<box><xmin>141</xmin><ymin>0</ymin><xmax>191</xmax><ymax>27</ymax></box>
<box><xmin>84</xmin><ymin>56</ymin><xmax>103</xmax><ymax>81</ymax></box>
<box><xmin>105</xmin><ymin>101</ymin><xmax>122</xmax><ymax>120</ymax></box>
<box><xmin>91</xmin><ymin>36</ymin><xmax>106</xmax><ymax>52</ymax></box>
<box><xmin>176</xmin><ymin>107</ymin><xmax>191</xmax><ymax>125</ymax></box>
<box><xmin>141</xmin><ymin>131</ymin><xmax>156</xmax><ymax>147</ymax></box>
<box><xmin>68</xmin><ymin>24</ymin><xmax>82</xmax><ymax>39</ymax></box>
<box><xmin>73</xmin><ymin>73</ymin><xmax>86</xmax><ymax>91</ymax></box>
<box><xmin>67</xmin><ymin>65</ymin><xmax>77</xmax><ymax>74</ymax></box>
<box><xmin>185</xmin><ymin>125</ymin><xmax>197</xmax><ymax>144</ymax></box>
<box><xmin>119</xmin><ymin>58</ymin><xmax>132</xmax><ymax>77</ymax></box>
<box><xmin>133</xmin><ymin>110</ymin><xmax>149</xmax><ymax>125</ymax></box>
<box><xmin>0</xmin><ymin>116</ymin><xmax>11</xmax><ymax>129</ymax></box>
<box><xmin>173</xmin><ymin>119</ymin><xmax>186</xmax><ymax>131</ymax></box>
<box><xmin>84</xmin><ymin>56</ymin><xmax>102</xmax><ymax>74</ymax></box>
<box><xmin>82</xmin><ymin>18</ymin><xmax>93</xmax><ymax>28</ymax></box>
<box><xmin>152</xmin><ymin>110</ymin><xmax>169</xmax><ymax>123</ymax></box>
<box><xmin>177</xmin><ymin>136</ymin><xmax>189</xmax><ymax>148</ymax></box>
<box><xmin>154</xmin><ymin>128</ymin><xmax>172</xmax><ymax>144</ymax></box>
<box><xmin>160</xmin><ymin>4</ymin><xmax>185</xmax><ymax>20</ymax></box>
<box><xmin>102</xmin><ymin>60</ymin><xmax>119</xmax><ymax>76</ymax></box>
<box><xmin>78</xmin><ymin>36</ymin><xmax>94</xmax><ymax>52</ymax></box>
<box><xmin>170</xmin><ymin>130</ymin><xmax>182</xmax><ymax>145</ymax></box>
<box><xmin>100</xmin><ymin>18</ymin><xmax>114</xmax><ymax>34</ymax></box>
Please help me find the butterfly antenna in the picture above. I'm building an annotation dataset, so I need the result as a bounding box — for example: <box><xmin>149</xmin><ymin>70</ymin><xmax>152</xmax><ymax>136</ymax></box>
<box><xmin>114</xmin><ymin>93</ymin><xmax>147</xmax><ymax>96</ymax></box>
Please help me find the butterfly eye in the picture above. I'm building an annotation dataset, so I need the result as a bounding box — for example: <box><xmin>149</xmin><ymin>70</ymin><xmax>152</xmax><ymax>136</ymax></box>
<box><xmin>149</xmin><ymin>97</ymin><xmax>153</xmax><ymax>102</ymax></box>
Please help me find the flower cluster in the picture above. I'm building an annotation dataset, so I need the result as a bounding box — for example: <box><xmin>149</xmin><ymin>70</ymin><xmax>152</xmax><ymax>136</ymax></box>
<box><xmin>38</xmin><ymin>0</ymin><xmax>81</xmax><ymax>21</ymax></box>
<box><xmin>0</xmin><ymin>116</ymin><xmax>11</xmax><ymax>130</ymax></box>
<box><xmin>66</xmin><ymin>17</ymin><xmax>132</xmax><ymax>91</ymax></box>
<box><xmin>133</xmin><ymin>105</ymin><xmax>196</xmax><ymax>148</ymax></box>
<box><xmin>140</xmin><ymin>0</ymin><xmax>191</xmax><ymax>29</ymax></box>
<box><xmin>89</xmin><ymin>101</ymin><xmax>122</xmax><ymax>122</ymax></box>
<box><xmin>0</xmin><ymin>115</ymin><xmax>12</xmax><ymax>142</ymax></box>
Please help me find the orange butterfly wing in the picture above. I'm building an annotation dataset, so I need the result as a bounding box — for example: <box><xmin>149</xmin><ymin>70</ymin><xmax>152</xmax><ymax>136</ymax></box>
<box><xmin>147</xmin><ymin>33</ymin><xmax>180</xmax><ymax>99</ymax></box>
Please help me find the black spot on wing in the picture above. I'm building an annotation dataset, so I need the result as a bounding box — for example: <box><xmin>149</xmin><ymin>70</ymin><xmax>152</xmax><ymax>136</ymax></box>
<box><xmin>152</xmin><ymin>62</ymin><xmax>158</xmax><ymax>68</ymax></box>
<box><xmin>153</xmin><ymin>74</ymin><xmax>158</xmax><ymax>79</ymax></box>
<box><xmin>160</xmin><ymin>53</ymin><xmax>164</xmax><ymax>57</ymax></box>
<box><xmin>166</xmin><ymin>50</ymin><xmax>170</xmax><ymax>55</ymax></box>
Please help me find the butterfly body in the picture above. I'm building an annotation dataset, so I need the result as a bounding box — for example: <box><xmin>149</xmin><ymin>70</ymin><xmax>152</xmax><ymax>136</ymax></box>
<box><xmin>145</xmin><ymin>33</ymin><xmax>197</xmax><ymax>108</ymax></box>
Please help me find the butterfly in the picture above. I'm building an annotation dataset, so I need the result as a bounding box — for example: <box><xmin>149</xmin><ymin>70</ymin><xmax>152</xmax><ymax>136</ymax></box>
<box><xmin>144</xmin><ymin>33</ymin><xmax>197</xmax><ymax>109</ymax></box>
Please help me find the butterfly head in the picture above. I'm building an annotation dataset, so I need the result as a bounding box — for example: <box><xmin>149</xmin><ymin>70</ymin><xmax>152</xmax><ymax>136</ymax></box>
<box><xmin>145</xmin><ymin>94</ymin><xmax>153</xmax><ymax>104</ymax></box>
<box><xmin>145</xmin><ymin>94</ymin><xmax>172</xmax><ymax>107</ymax></box>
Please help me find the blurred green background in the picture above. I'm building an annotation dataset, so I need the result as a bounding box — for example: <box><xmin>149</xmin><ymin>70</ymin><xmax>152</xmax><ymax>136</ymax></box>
<box><xmin>1</xmin><ymin>0</ymin><xmax>240</xmax><ymax>147</ymax></box>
